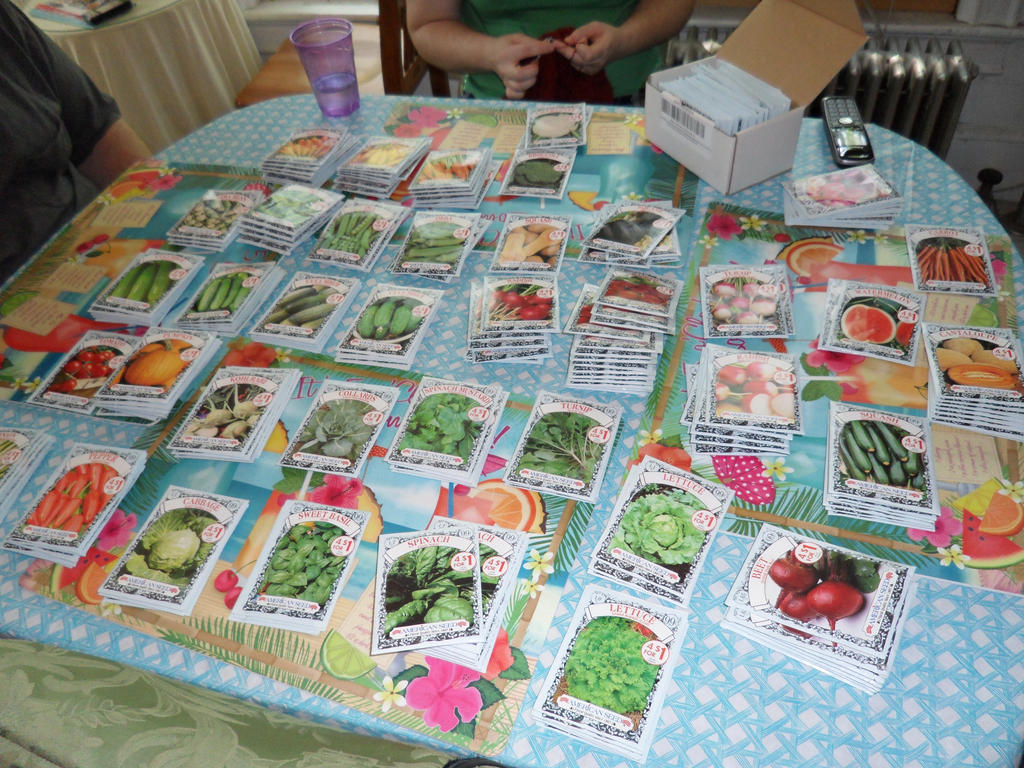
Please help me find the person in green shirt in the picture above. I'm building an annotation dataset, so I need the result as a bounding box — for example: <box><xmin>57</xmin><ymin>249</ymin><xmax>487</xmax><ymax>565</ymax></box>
<box><xmin>407</xmin><ymin>0</ymin><xmax>694</xmax><ymax>102</ymax></box>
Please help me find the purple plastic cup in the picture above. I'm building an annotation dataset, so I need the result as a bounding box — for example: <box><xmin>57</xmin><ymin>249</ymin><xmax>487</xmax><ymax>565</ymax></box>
<box><xmin>290</xmin><ymin>18</ymin><xmax>360</xmax><ymax>118</ymax></box>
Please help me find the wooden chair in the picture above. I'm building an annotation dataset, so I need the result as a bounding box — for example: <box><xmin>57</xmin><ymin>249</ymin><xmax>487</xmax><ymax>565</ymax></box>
<box><xmin>378</xmin><ymin>0</ymin><xmax>450</xmax><ymax>96</ymax></box>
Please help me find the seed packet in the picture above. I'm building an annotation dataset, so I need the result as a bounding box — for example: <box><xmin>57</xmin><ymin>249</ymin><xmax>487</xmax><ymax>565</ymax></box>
<box><xmin>88</xmin><ymin>249</ymin><xmax>204</xmax><ymax>325</ymax></box>
<box><xmin>388</xmin><ymin>211</ymin><xmax>485</xmax><ymax>279</ymax></box>
<box><xmin>0</xmin><ymin>427</ymin><xmax>54</xmax><ymax>520</ymax></box>
<box><xmin>278</xmin><ymin>379</ymin><xmax>399</xmax><ymax>477</ymax></box>
<box><xmin>27</xmin><ymin>330</ymin><xmax>140</xmax><ymax>415</ymax></box>
<box><xmin>229</xmin><ymin>500</ymin><xmax>368</xmax><ymax>634</ymax></box>
<box><xmin>699</xmin><ymin>263</ymin><xmax>794</xmax><ymax>338</ymax></box>
<box><xmin>239</xmin><ymin>184</ymin><xmax>344</xmax><ymax>253</ymax></box>
<box><xmin>248</xmin><ymin>272</ymin><xmax>357</xmax><ymax>353</ymax></box>
<box><xmin>905</xmin><ymin>224</ymin><xmax>996</xmax><ymax>296</ymax></box>
<box><xmin>524</xmin><ymin>103</ymin><xmax>591</xmax><ymax>148</ymax></box>
<box><xmin>481</xmin><ymin>275</ymin><xmax>559</xmax><ymax>332</ymax></box>
<box><xmin>818</xmin><ymin>279</ymin><xmax>924</xmax><ymax>365</ymax></box>
<box><xmin>166</xmin><ymin>190</ymin><xmax>264</xmax><ymax>251</ymax></box>
<box><xmin>594</xmin><ymin>268</ymin><xmax>683</xmax><ymax>320</ymax></box>
<box><xmin>499</xmin><ymin>148</ymin><xmax>576</xmax><ymax>199</ymax></box>
<box><xmin>308</xmin><ymin>198</ymin><xmax>409</xmax><ymax>271</ymax></box>
<box><xmin>583</xmin><ymin>202</ymin><xmax>683</xmax><ymax>262</ymax></box>
<box><xmin>171</xmin><ymin>261</ymin><xmax>285</xmax><ymax>336</ymax></box>
<box><xmin>489</xmin><ymin>213</ymin><xmax>570</xmax><ymax>274</ymax></box>
<box><xmin>532</xmin><ymin>583</ymin><xmax>687</xmax><ymax>762</ymax></box>
<box><xmin>371</xmin><ymin>522</ymin><xmax>483</xmax><ymax>655</ymax></box>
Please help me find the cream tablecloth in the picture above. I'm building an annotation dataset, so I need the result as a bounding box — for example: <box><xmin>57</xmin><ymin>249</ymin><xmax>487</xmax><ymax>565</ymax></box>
<box><xmin>32</xmin><ymin>0</ymin><xmax>261</xmax><ymax>152</ymax></box>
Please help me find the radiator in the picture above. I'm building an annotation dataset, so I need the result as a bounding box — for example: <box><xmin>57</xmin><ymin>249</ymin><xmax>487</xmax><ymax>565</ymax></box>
<box><xmin>664</xmin><ymin>31</ymin><xmax>979</xmax><ymax>160</ymax></box>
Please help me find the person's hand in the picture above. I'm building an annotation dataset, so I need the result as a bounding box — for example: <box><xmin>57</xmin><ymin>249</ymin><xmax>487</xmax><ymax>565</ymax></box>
<box><xmin>558</xmin><ymin>22</ymin><xmax>621</xmax><ymax>75</ymax></box>
<box><xmin>491</xmin><ymin>34</ymin><xmax>556</xmax><ymax>99</ymax></box>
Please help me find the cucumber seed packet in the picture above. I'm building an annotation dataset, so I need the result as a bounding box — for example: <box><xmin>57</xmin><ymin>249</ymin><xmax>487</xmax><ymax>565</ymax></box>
<box><xmin>88</xmin><ymin>249</ymin><xmax>203</xmax><ymax>325</ymax></box>
<box><xmin>248</xmin><ymin>272</ymin><xmax>357</xmax><ymax>353</ymax></box>
<box><xmin>818</xmin><ymin>279</ymin><xmax>924</xmax><ymax>365</ymax></box>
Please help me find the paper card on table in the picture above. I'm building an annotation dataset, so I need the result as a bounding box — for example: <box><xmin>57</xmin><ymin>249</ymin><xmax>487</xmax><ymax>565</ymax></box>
<box><xmin>492</xmin><ymin>123</ymin><xmax>526</xmax><ymax>154</ymax></box>
<box><xmin>929</xmin><ymin>424</ymin><xmax>1001</xmax><ymax>485</ymax></box>
<box><xmin>91</xmin><ymin>200</ymin><xmax>162</xmax><ymax>229</ymax></box>
<box><xmin>42</xmin><ymin>262</ymin><xmax>105</xmax><ymax>294</ymax></box>
<box><xmin>2</xmin><ymin>295</ymin><xmax>75</xmax><ymax>335</ymax></box>
<box><xmin>438</xmin><ymin>120</ymin><xmax>490</xmax><ymax>150</ymax></box>
<box><xmin>585</xmin><ymin>121</ymin><xmax>632</xmax><ymax>155</ymax></box>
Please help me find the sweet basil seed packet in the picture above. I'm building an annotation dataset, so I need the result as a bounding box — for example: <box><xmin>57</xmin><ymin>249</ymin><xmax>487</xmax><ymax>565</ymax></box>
<box><xmin>589</xmin><ymin>456</ymin><xmax>732</xmax><ymax>606</ymax></box>
<box><xmin>229</xmin><ymin>500</ymin><xmax>368</xmax><ymax>634</ymax></box>
<box><xmin>249</xmin><ymin>272</ymin><xmax>357</xmax><ymax>353</ymax></box>
<box><xmin>583</xmin><ymin>202</ymin><xmax>683</xmax><ymax>261</ymax></box>
<box><xmin>503</xmin><ymin>391</ymin><xmax>622</xmax><ymax>503</ymax></box>
<box><xmin>27</xmin><ymin>330</ymin><xmax>140</xmax><ymax>415</ymax></box>
<box><xmin>88</xmin><ymin>249</ymin><xmax>203</xmax><ymax>325</ymax></box>
<box><xmin>279</xmin><ymin>379</ymin><xmax>399</xmax><ymax>477</ymax></box>
<box><xmin>308</xmin><ymin>198</ymin><xmax>409</xmax><ymax>271</ymax></box>
<box><xmin>98</xmin><ymin>485</ymin><xmax>248</xmax><ymax>617</ymax></box>
<box><xmin>699</xmin><ymin>263</ymin><xmax>794</xmax><ymax>339</ymax></box>
<box><xmin>818</xmin><ymin>279</ymin><xmax>924</xmax><ymax>365</ymax></box>
<box><xmin>499</xmin><ymin>148</ymin><xmax>576</xmax><ymax>199</ymax></box>
<box><xmin>489</xmin><ymin>213</ymin><xmax>570</xmax><ymax>274</ymax></box>
<box><xmin>532</xmin><ymin>583</ymin><xmax>686</xmax><ymax>762</ymax></box>
<box><xmin>371</xmin><ymin>522</ymin><xmax>483</xmax><ymax>655</ymax></box>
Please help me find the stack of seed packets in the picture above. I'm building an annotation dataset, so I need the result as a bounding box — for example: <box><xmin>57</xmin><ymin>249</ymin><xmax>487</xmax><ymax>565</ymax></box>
<box><xmin>523</xmin><ymin>103</ymin><xmax>592</xmax><ymax>149</ymax></box>
<box><xmin>1</xmin><ymin>443</ymin><xmax>146</xmax><ymax>567</ymax></box>
<box><xmin>500</xmin><ymin>147</ymin><xmax>576</xmax><ymax>200</ymax></box>
<box><xmin>332</xmin><ymin>135</ymin><xmax>431</xmax><ymax>197</ymax></box>
<box><xmin>825</xmin><ymin>402</ymin><xmax>939</xmax><ymax>528</ymax></box>
<box><xmin>278</xmin><ymin>379</ymin><xmax>399</xmax><ymax>478</ymax></box>
<box><xmin>407</xmin><ymin>148</ymin><xmax>496</xmax><ymax>210</ymax></box>
<box><xmin>905</xmin><ymin>224</ymin><xmax>997</xmax><ymax>297</ymax></box>
<box><xmin>817</xmin><ymin>279</ymin><xmax>924</xmax><ymax>366</ymax></box>
<box><xmin>384</xmin><ymin>377</ymin><xmax>508</xmax><ymax>486</ymax></box>
<box><xmin>387</xmin><ymin>210</ymin><xmax>487</xmax><ymax>283</ymax></box>
<box><xmin>589</xmin><ymin>268</ymin><xmax>683</xmax><ymax>338</ymax></box>
<box><xmin>308</xmin><ymin>198</ymin><xmax>409</xmax><ymax>271</ymax></box>
<box><xmin>466</xmin><ymin>276</ymin><xmax>559</xmax><ymax>364</ymax></box>
<box><xmin>687</xmin><ymin>344</ymin><xmax>803</xmax><ymax>456</ymax></box>
<box><xmin>426</xmin><ymin>518</ymin><xmax>528</xmax><ymax>672</ymax></box>
<box><xmin>921</xmin><ymin>323</ymin><xmax>1024</xmax><ymax>441</ymax></box>
<box><xmin>531</xmin><ymin>583</ymin><xmax>687</xmax><ymax>762</ymax></box>
<box><xmin>504</xmin><ymin>391</ymin><xmax>622</xmax><ymax>503</ymax></box>
<box><xmin>88</xmin><ymin>249</ymin><xmax>204</xmax><ymax>326</ymax></box>
<box><xmin>781</xmin><ymin>164</ymin><xmax>903</xmax><ymax>229</ymax></box>
<box><xmin>0</xmin><ymin>427</ymin><xmax>54</xmax><ymax>521</ymax></box>
<box><xmin>238</xmin><ymin>184</ymin><xmax>344</xmax><ymax>254</ymax></box>
<box><xmin>371</xmin><ymin>519</ymin><xmax>484</xmax><ymax>656</ymax></box>
<box><xmin>92</xmin><ymin>328</ymin><xmax>222</xmax><ymax>421</ymax></box>
<box><xmin>489</xmin><ymin>213</ymin><xmax>570</xmax><ymax>275</ymax></box>
<box><xmin>167</xmin><ymin>366</ymin><xmax>300</xmax><ymax>463</ymax></box>
<box><xmin>581</xmin><ymin>202</ymin><xmax>685</xmax><ymax>265</ymax></box>
<box><xmin>171</xmin><ymin>261</ymin><xmax>284</xmax><ymax>336</ymax></box>
<box><xmin>229</xmin><ymin>500</ymin><xmax>368</xmax><ymax>634</ymax></box>
<box><xmin>27</xmin><ymin>330</ymin><xmax>141</xmax><ymax>415</ymax></box>
<box><xmin>723</xmin><ymin>525</ymin><xmax>915</xmax><ymax>694</ymax></box>
<box><xmin>465</xmin><ymin>280</ymin><xmax>553</xmax><ymax>364</ymax></box>
<box><xmin>165</xmin><ymin>189</ymin><xmax>265</xmax><ymax>252</ymax></box>
<box><xmin>699</xmin><ymin>263</ymin><xmax>794</xmax><ymax>339</ymax></box>
<box><xmin>333</xmin><ymin>283</ymin><xmax>444</xmax><ymax>370</ymax></box>
<box><xmin>588</xmin><ymin>456</ymin><xmax>732</xmax><ymax>606</ymax></box>
<box><xmin>97</xmin><ymin>485</ymin><xmax>248</xmax><ymax>617</ymax></box>
<box><xmin>248</xmin><ymin>272</ymin><xmax>357</xmax><ymax>354</ymax></box>
<box><xmin>259</xmin><ymin>127</ymin><xmax>358</xmax><ymax>187</ymax></box>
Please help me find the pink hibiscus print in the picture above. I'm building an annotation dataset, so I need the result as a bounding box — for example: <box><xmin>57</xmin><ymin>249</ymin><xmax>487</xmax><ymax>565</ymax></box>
<box><xmin>393</xmin><ymin>121</ymin><xmax>424</xmax><ymax>138</ymax></box>
<box><xmin>907</xmin><ymin>506</ymin><xmax>962</xmax><ymax>549</ymax></box>
<box><xmin>991</xmin><ymin>257</ymin><xmax>1006</xmax><ymax>283</ymax></box>
<box><xmin>146</xmin><ymin>173</ymin><xmax>182</xmax><ymax>191</ymax></box>
<box><xmin>806</xmin><ymin>337</ymin><xmax>865</xmax><ymax>374</ymax></box>
<box><xmin>707</xmin><ymin>212</ymin><xmax>741</xmax><ymax>240</ymax></box>
<box><xmin>407</xmin><ymin>105</ymin><xmax>448</xmax><ymax>126</ymax></box>
<box><xmin>307</xmin><ymin>475</ymin><xmax>363</xmax><ymax>509</ymax></box>
<box><xmin>97</xmin><ymin>508</ymin><xmax>137</xmax><ymax>550</ymax></box>
<box><xmin>406</xmin><ymin>657</ymin><xmax>483</xmax><ymax>732</ymax></box>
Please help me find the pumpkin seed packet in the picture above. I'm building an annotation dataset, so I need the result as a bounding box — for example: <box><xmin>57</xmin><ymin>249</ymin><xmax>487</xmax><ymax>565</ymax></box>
<box><xmin>582</xmin><ymin>202</ymin><xmax>683</xmax><ymax>262</ymax></box>
<box><xmin>88</xmin><ymin>249</ymin><xmax>204</xmax><ymax>326</ymax></box>
<box><xmin>818</xmin><ymin>279</ymin><xmax>924</xmax><ymax>365</ymax></box>
<box><xmin>499</xmin><ymin>148</ymin><xmax>576</xmax><ymax>199</ymax></box>
<box><xmin>905</xmin><ymin>224</ymin><xmax>996</xmax><ymax>296</ymax></box>
<box><xmin>699</xmin><ymin>263</ymin><xmax>794</xmax><ymax>339</ymax></box>
<box><xmin>371</xmin><ymin>522</ymin><xmax>483</xmax><ymax>655</ymax></box>
<box><xmin>171</xmin><ymin>261</ymin><xmax>285</xmax><ymax>336</ymax></box>
<box><xmin>524</xmin><ymin>103</ymin><xmax>592</xmax><ymax>148</ymax></box>
<box><xmin>248</xmin><ymin>272</ymin><xmax>357</xmax><ymax>353</ymax></box>
<box><xmin>531</xmin><ymin>583</ymin><xmax>687</xmax><ymax>762</ymax></box>
<box><xmin>385</xmin><ymin>376</ymin><xmax>508</xmax><ymax>486</ymax></box>
<box><xmin>229</xmin><ymin>499</ymin><xmax>368</xmax><ymax>634</ymax></box>
<box><xmin>98</xmin><ymin>485</ymin><xmax>248</xmax><ymax>617</ymax></box>
<box><xmin>503</xmin><ymin>391</ymin><xmax>622</xmax><ymax>503</ymax></box>
<box><xmin>388</xmin><ymin>211</ymin><xmax>486</xmax><ymax>280</ymax></box>
<box><xmin>589</xmin><ymin>456</ymin><xmax>731</xmax><ymax>606</ymax></box>
<box><xmin>308</xmin><ymin>198</ymin><xmax>409</xmax><ymax>272</ymax></box>
<box><xmin>489</xmin><ymin>213</ymin><xmax>570</xmax><ymax>274</ymax></box>
<box><xmin>166</xmin><ymin>189</ymin><xmax>266</xmax><ymax>251</ymax></box>
<box><xmin>278</xmin><ymin>379</ymin><xmax>399</xmax><ymax>477</ymax></box>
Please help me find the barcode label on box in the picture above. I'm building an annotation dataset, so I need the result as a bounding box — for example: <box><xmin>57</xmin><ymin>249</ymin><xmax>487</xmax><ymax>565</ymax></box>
<box><xmin>660</xmin><ymin>97</ymin><xmax>713</xmax><ymax>153</ymax></box>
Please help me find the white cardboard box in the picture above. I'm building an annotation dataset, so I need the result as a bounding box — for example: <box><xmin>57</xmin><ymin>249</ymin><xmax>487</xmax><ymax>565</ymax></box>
<box><xmin>645</xmin><ymin>0</ymin><xmax>867</xmax><ymax>195</ymax></box>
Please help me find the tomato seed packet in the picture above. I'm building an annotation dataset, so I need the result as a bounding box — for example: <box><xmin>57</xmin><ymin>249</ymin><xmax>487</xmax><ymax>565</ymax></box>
<box><xmin>27</xmin><ymin>330</ymin><xmax>140</xmax><ymax>415</ymax></box>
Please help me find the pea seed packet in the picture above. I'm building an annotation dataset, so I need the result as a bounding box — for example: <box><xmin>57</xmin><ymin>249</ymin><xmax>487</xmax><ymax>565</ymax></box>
<box><xmin>88</xmin><ymin>248</ymin><xmax>204</xmax><ymax>326</ymax></box>
<box><xmin>278</xmin><ymin>379</ymin><xmax>399</xmax><ymax>477</ymax></box>
<box><xmin>97</xmin><ymin>485</ymin><xmax>247</xmax><ymax>616</ymax></box>
<box><xmin>524</xmin><ymin>103</ymin><xmax>592</xmax><ymax>148</ymax></box>
<box><xmin>905</xmin><ymin>224</ymin><xmax>996</xmax><ymax>296</ymax></box>
<box><xmin>503</xmin><ymin>391</ymin><xmax>622</xmax><ymax>503</ymax></box>
<box><xmin>229</xmin><ymin>499</ymin><xmax>367</xmax><ymax>634</ymax></box>
<box><xmin>489</xmin><ymin>213</ymin><xmax>570</xmax><ymax>274</ymax></box>
<box><xmin>238</xmin><ymin>184</ymin><xmax>345</xmax><ymax>254</ymax></box>
<box><xmin>388</xmin><ymin>211</ymin><xmax>486</xmax><ymax>280</ymax></box>
<box><xmin>583</xmin><ymin>202</ymin><xmax>683</xmax><ymax>262</ymax></box>
<box><xmin>818</xmin><ymin>279</ymin><xmax>924</xmax><ymax>365</ymax></box>
<box><xmin>499</xmin><ymin>148</ymin><xmax>576</xmax><ymax>200</ymax></box>
<box><xmin>699</xmin><ymin>263</ymin><xmax>794</xmax><ymax>339</ymax></box>
<box><xmin>589</xmin><ymin>456</ymin><xmax>732</xmax><ymax>606</ymax></box>
<box><xmin>170</xmin><ymin>261</ymin><xmax>285</xmax><ymax>336</ymax></box>
<box><xmin>167</xmin><ymin>366</ymin><xmax>300</xmax><ymax>463</ymax></box>
<box><xmin>308</xmin><ymin>198</ymin><xmax>409</xmax><ymax>271</ymax></box>
<box><xmin>371</xmin><ymin>522</ymin><xmax>483</xmax><ymax>655</ymax></box>
<box><xmin>532</xmin><ymin>583</ymin><xmax>687</xmax><ymax>762</ymax></box>
<box><xmin>166</xmin><ymin>190</ymin><xmax>266</xmax><ymax>251</ymax></box>
<box><xmin>385</xmin><ymin>376</ymin><xmax>508</xmax><ymax>486</ymax></box>
<box><xmin>2</xmin><ymin>442</ymin><xmax>146</xmax><ymax>568</ymax></box>
<box><xmin>0</xmin><ymin>427</ymin><xmax>54</xmax><ymax>521</ymax></box>
<box><xmin>248</xmin><ymin>272</ymin><xmax>357</xmax><ymax>353</ymax></box>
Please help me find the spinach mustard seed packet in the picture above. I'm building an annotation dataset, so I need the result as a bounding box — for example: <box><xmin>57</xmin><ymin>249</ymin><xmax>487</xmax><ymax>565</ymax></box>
<box><xmin>499</xmin><ymin>148</ymin><xmax>576</xmax><ymax>199</ymax></box>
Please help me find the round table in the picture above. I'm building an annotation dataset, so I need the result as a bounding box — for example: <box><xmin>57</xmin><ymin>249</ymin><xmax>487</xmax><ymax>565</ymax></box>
<box><xmin>30</xmin><ymin>0</ymin><xmax>261</xmax><ymax>152</ymax></box>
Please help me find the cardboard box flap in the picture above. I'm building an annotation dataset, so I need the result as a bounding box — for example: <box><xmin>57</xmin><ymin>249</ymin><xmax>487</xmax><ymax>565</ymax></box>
<box><xmin>718</xmin><ymin>0</ymin><xmax>866</xmax><ymax>107</ymax></box>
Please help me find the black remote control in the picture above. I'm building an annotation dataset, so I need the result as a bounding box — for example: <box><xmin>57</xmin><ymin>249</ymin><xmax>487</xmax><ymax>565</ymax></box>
<box><xmin>821</xmin><ymin>96</ymin><xmax>874</xmax><ymax>167</ymax></box>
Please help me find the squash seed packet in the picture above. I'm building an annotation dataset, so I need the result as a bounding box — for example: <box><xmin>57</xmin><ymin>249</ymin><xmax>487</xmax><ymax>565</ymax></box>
<box><xmin>88</xmin><ymin>248</ymin><xmax>204</xmax><ymax>326</ymax></box>
<box><xmin>371</xmin><ymin>522</ymin><xmax>483</xmax><ymax>655</ymax></box>
<box><xmin>905</xmin><ymin>224</ymin><xmax>996</xmax><ymax>296</ymax></box>
<box><xmin>248</xmin><ymin>272</ymin><xmax>357</xmax><ymax>353</ymax></box>
<box><xmin>583</xmin><ymin>202</ymin><xmax>683</xmax><ymax>262</ymax></box>
<box><xmin>524</xmin><ymin>103</ymin><xmax>591</xmax><ymax>148</ymax></box>
<box><xmin>699</xmin><ymin>263</ymin><xmax>794</xmax><ymax>338</ymax></box>
<box><xmin>532</xmin><ymin>583</ymin><xmax>687</xmax><ymax>762</ymax></box>
<box><xmin>818</xmin><ymin>279</ymin><xmax>924</xmax><ymax>365</ymax></box>
<box><xmin>499</xmin><ymin>148</ymin><xmax>576</xmax><ymax>199</ymax></box>
<box><xmin>98</xmin><ymin>485</ymin><xmax>248</xmax><ymax>617</ymax></box>
<box><xmin>308</xmin><ymin>198</ymin><xmax>409</xmax><ymax>271</ymax></box>
<box><xmin>503</xmin><ymin>391</ymin><xmax>622</xmax><ymax>503</ymax></box>
<box><xmin>229</xmin><ymin>499</ymin><xmax>368</xmax><ymax>635</ymax></box>
<box><xmin>388</xmin><ymin>211</ymin><xmax>485</xmax><ymax>279</ymax></box>
<box><xmin>489</xmin><ymin>213</ymin><xmax>570</xmax><ymax>274</ymax></box>
<box><xmin>278</xmin><ymin>378</ymin><xmax>399</xmax><ymax>477</ymax></box>
<box><xmin>589</xmin><ymin>455</ymin><xmax>732</xmax><ymax>606</ymax></box>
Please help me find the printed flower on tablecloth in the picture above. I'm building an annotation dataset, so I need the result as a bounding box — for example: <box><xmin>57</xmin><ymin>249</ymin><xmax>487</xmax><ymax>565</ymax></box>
<box><xmin>392</xmin><ymin>104</ymin><xmax>452</xmax><ymax>138</ymax></box>
<box><xmin>739</xmin><ymin>214</ymin><xmax>766</xmax><ymax>232</ymax></box>
<box><xmin>405</xmin><ymin>657</ymin><xmax>483</xmax><ymax>733</ymax></box>
<box><xmin>805</xmin><ymin>337</ymin><xmax>865</xmax><ymax>375</ymax></box>
<box><xmin>698</xmin><ymin>233</ymin><xmax>719</xmax><ymax>249</ymax></box>
<box><xmin>75</xmin><ymin>233</ymin><xmax>111</xmax><ymax>260</ymax></box>
<box><xmin>707</xmin><ymin>212</ymin><xmax>742</xmax><ymax>240</ymax></box>
<box><xmin>907</xmin><ymin>506</ymin><xmax>963</xmax><ymax>551</ymax></box>
<box><xmin>146</xmin><ymin>173</ymin><xmax>182</xmax><ymax>191</ymax></box>
<box><xmin>761</xmin><ymin>458</ymin><xmax>793</xmax><ymax>482</ymax></box>
<box><xmin>845</xmin><ymin>230</ymin><xmax>870</xmax><ymax>243</ymax></box>
<box><xmin>308</xmin><ymin>476</ymin><xmax>363</xmax><ymax>509</ymax></box>
<box><xmin>524</xmin><ymin>578</ymin><xmax>545</xmax><ymax>599</ymax></box>
<box><xmin>97</xmin><ymin>508</ymin><xmax>137</xmax><ymax>551</ymax></box>
<box><xmin>937</xmin><ymin>544</ymin><xmax>970</xmax><ymax>569</ymax></box>
<box><xmin>524</xmin><ymin>550</ymin><xmax>553</xmax><ymax>582</ymax></box>
<box><xmin>373</xmin><ymin>676</ymin><xmax>408</xmax><ymax>713</ymax></box>
<box><xmin>483</xmin><ymin>627</ymin><xmax>514</xmax><ymax>680</ymax></box>
<box><xmin>1000</xmin><ymin>481</ymin><xmax>1024</xmax><ymax>504</ymax></box>
<box><xmin>221</xmin><ymin>340</ymin><xmax>277</xmax><ymax>368</ymax></box>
